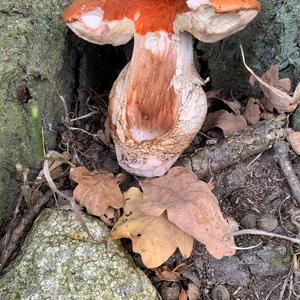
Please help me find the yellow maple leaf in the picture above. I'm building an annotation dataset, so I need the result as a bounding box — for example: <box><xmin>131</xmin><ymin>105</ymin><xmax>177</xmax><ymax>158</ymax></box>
<box><xmin>108</xmin><ymin>187</ymin><xmax>193</xmax><ymax>268</ymax></box>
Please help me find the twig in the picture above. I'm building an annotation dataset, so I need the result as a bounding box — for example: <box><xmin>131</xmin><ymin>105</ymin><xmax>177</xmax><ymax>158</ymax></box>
<box><xmin>246</xmin><ymin>152</ymin><xmax>263</xmax><ymax>169</ymax></box>
<box><xmin>184</xmin><ymin>115</ymin><xmax>286</xmax><ymax>177</ymax></box>
<box><xmin>278</xmin><ymin>195</ymin><xmax>295</xmax><ymax>236</ymax></box>
<box><xmin>224</xmin><ymin>229</ymin><xmax>300</xmax><ymax>245</ymax></box>
<box><xmin>43</xmin><ymin>151</ymin><xmax>94</xmax><ymax>241</ymax></box>
<box><xmin>274</xmin><ymin>141</ymin><xmax>300</xmax><ymax>206</ymax></box>
<box><xmin>70</xmin><ymin>110</ymin><xmax>98</xmax><ymax>123</ymax></box>
<box><xmin>265</xmin><ymin>282</ymin><xmax>283</xmax><ymax>300</ymax></box>
<box><xmin>66</xmin><ymin>126</ymin><xmax>98</xmax><ymax>138</ymax></box>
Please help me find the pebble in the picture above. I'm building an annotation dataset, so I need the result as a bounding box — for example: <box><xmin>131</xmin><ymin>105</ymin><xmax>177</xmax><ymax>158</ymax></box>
<box><xmin>258</xmin><ymin>213</ymin><xmax>278</xmax><ymax>231</ymax></box>
<box><xmin>211</xmin><ymin>285</ymin><xmax>230</xmax><ymax>300</ymax></box>
<box><xmin>158</xmin><ymin>282</ymin><xmax>180</xmax><ymax>300</ymax></box>
<box><xmin>240</xmin><ymin>213</ymin><xmax>257</xmax><ymax>228</ymax></box>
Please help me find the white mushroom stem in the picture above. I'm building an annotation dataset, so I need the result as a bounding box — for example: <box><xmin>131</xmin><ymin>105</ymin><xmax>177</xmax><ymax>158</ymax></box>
<box><xmin>109</xmin><ymin>31</ymin><xmax>207</xmax><ymax>177</ymax></box>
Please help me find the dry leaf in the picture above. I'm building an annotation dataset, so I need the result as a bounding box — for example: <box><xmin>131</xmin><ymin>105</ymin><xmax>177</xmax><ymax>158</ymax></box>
<box><xmin>260</xmin><ymin>111</ymin><xmax>274</xmax><ymax>120</ymax></box>
<box><xmin>109</xmin><ymin>187</ymin><xmax>193</xmax><ymax>268</ymax></box>
<box><xmin>153</xmin><ymin>265</ymin><xmax>182</xmax><ymax>282</ymax></box>
<box><xmin>96</xmin><ymin>117</ymin><xmax>112</xmax><ymax>147</ymax></box>
<box><xmin>70</xmin><ymin>166</ymin><xmax>124</xmax><ymax>222</ymax></box>
<box><xmin>242</xmin><ymin>46</ymin><xmax>300</xmax><ymax>113</ymax></box>
<box><xmin>244</xmin><ymin>98</ymin><xmax>261</xmax><ymax>125</ymax></box>
<box><xmin>202</xmin><ymin>110</ymin><xmax>247</xmax><ymax>137</ymax></box>
<box><xmin>288</xmin><ymin>131</ymin><xmax>300</xmax><ymax>155</ymax></box>
<box><xmin>260</xmin><ymin>97</ymin><xmax>274</xmax><ymax>113</ymax></box>
<box><xmin>179</xmin><ymin>288</ymin><xmax>188</xmax><ymax>300</ymax></box>
<box><xmin>37</xmin><ymin>151</ymin><xmax>70</xmax><ymax>179</ymax></box>
<box><xmin>186</xmin><ymin>282</ymin><xmax>201</xmax><ymax>300</ymax></box>
<box><xmin>139</xmin><ymin>167</ymin><xmax>236</xmax><ymax>259</ymax></box>
<box><xmin>206</xmin><ymin>90</ymin><xmax>241</xmax><ymax>115</ymax></box>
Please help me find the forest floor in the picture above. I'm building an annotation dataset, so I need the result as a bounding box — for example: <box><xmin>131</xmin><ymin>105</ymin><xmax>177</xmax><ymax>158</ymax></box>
<box><xmin>1</xmin><ymin>86</ymin><xmax>300</xmax><ymax>300</ymax></box>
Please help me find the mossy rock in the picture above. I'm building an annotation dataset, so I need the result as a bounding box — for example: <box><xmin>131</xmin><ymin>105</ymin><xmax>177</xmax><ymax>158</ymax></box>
<box><xmin>0</xmin><ymin>209</ymin><xmax>159</xmax><ymax>299</ymax></box>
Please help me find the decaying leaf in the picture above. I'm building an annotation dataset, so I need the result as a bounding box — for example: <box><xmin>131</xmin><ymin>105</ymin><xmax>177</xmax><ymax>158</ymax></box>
<box><xmin>206</xmin><ymin>90</ymin><xmax>241</xmax><ymax>115</ymax></box>
<box><xmin>153</xmin><ymin>265</ymin><xmax>183</xmax><ymax>282</ymax></box>
<box><xmin>70</xmin><ymin>166</ymin><xmax>124</xmax><ymax>223</ymax></box>
<box><xmin>109</xmin><ymin>187</ymin><xmax>193</xmax><ymax>268</ymax></box>
<box><xmin>37</xmin><ymin>151</ymin><xmax>71</xmax><ymax>180</ymax></box>
<box><xmin>260</xmin><ymin>97</ymin><xmax>274</xmax><ymax>113</ymax></box>
<box><xmin>179</xmin><ymin>288</ymin><xmax>188</xmax><ymax>300</ymax></box>
<box><xmin>288</xmin><ymin>131</ymin><xmax>300</xmax><ymax>155</ymax></box>
<box><xmin>96</xmin><ymin>117</ymin><xmax>112</xmax><ymax>147</ymax></box>
<box><xmin>139</xmin><ymin>167</ymin><xmax>236</xmax><ymax>259</ymax></box>
<box><xmin>242</xmin><ymin>46</ymin><xmax>300</xmax><ymax>113</ymax></box>
<box><xmin>186</xmin><ymin>282</ymin><xmax>201</xmax><ymax>300</ymax></box>
<box><xmin>202</xmin><ymin>110</ymin><xmax>247</xmax><ymax>137</ymax></box>
<box><xmin>260</xmin><ymin>111</ymin><xmax>274</xmax><ymax>120</ymax></box>
<box><xmin>244</xmin><ymin>98</ymin><xmax>261</xmax><ymax>125</ymax></box>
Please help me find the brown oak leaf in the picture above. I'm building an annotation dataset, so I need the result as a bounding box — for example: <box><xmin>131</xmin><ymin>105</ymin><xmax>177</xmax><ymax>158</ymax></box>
<box><xmin>109</xmin><ymin>187</ymin><xmax>193</xmax><ymax>268</ymax></box>
<box><xmin>288</xmin><ymin>131</ymin><xmax>300</xmax><ymax>155</ymax></box>
<box><xmin>202</xmin><ymin>110</ymin><xmax>247</xmax><ymax>137</ymax></box>
<box><xmin>244</xmin><ymin>98</ymin><xmax>261</xmax><ymax>125</ymax></box>
<box><xmin>70</xmin><ymin>166</ymin><xmax>124</xmax><ymax>223</ymax></box>
<box><xmin>139</xmin><ymin>167</ymin><xmax>236</xmax><ymax>259</ymax></box>
<box><xmin>242</xmin><ymin>47</ymin><xmax>300</xmax><ymax>113</ymax></box>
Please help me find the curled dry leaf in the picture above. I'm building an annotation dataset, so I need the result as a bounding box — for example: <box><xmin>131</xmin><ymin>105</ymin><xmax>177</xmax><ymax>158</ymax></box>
<box><xmin>139</xmin><ymin>167</ymin><xmax>236</xmax><ymax>259</ymax></box>
<box><xmin>244</xmin><ymin>98</ymin><xmax>261</xmax><ymax>125</ymax></box>
<box><xmin>206</xmin><ymin>90</ymin><xmax>241</xmax><ymax>115</ymax></box>
<box><xmin>153</xmin><ymin>265</ymin><xmax>182</xmax><ymax>282</ymax></box>
<box><xmin>70</xmin><ymin>166</ymin><xmax>124</xmax><ymax>223</ymax></box>
<box><xmin>202</xmin><ymin>110</ymin><xmax>247</xmax><ymax>137</ymax></box>
<box><xmin>288</xmin><ymin>131</ymin><xmax>300</xmax><ymax>155</ymax></box>
<box><xmin>109</xmin><ymin>187</ymin><xmax>193</xmax><ymax>268</ymax></box>
<box><xmin>242</xmin><ymin>46</ymin><xmax>300</xmax><ymax>113</ymax></box>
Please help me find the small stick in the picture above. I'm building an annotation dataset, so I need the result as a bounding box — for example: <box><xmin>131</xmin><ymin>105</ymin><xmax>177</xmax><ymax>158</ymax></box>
<box><xmin>274</xmin><ymin>141</ymin><xmax>300</xmax><ymax>206</ymax></box>
<box><xmin>183</xmin><ymin>115</ymin><xmax>286</xmax><ymax>177</ymax></box>
<box><xmin>224</xmin><ymin>229</ymin><xmax>300</xmax><ymax>245</ymax></box>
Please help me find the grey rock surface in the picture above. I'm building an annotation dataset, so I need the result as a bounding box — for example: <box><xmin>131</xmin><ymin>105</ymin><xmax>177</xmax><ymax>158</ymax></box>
<box><xmin>209</xmin><ymin>243</ymin><xmax>290</xmax><ymax>287</ymax></box>
<box><xmin>240</xmin><ymin>243</ymin><xmax>290</xmax><ymax>276</ymax></box>
<box><xmin>0</xmin><ymin>209</ymin><xmax>159</xmax><ymax>300</ymax></box>
<box><xmin>209</xmin><ymin>256</ymin><xmax>250</xmax><ymax>287</ymax></box>
<box><xmin>0</xmin><ymin>0</ymin><xmax>74</xmax><ymax>220</ymax></box>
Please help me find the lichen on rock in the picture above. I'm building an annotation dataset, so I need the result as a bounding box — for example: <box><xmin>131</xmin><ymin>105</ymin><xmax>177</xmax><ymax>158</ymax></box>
<box><xmin>0</xmin><ymin>209</ymin><xmax>159</xmax><ymax>300</ymax></box>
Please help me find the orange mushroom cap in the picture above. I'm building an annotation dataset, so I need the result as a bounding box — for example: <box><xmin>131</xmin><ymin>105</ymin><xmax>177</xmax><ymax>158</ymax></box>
<box><xmin>63</xmin><ymin>0</ymin><xmax>260</xmax><ymax>35</ymax></box>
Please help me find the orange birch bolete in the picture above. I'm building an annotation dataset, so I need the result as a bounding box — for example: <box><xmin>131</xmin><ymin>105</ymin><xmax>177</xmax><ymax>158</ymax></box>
<box><xmin>63</xmin><ymin>0</ymin><xmax>260</xmax><ymax>177</ymax></box>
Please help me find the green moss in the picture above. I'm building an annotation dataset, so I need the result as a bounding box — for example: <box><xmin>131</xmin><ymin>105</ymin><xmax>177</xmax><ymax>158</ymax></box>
<box><xmin>0</xmin><ymin>0</ymin><xmax>75</xmax><ymax>220</ymax></box>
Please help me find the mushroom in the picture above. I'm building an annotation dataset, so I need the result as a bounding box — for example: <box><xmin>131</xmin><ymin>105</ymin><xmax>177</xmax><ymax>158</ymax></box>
<box><xmin>63</xmin><ymin>0</ymin><xmax>260</xmax><ymax>177</ymax></box>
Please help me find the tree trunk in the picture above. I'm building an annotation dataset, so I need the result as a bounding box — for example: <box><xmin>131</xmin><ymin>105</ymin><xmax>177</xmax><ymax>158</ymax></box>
<box><xmin>0</xmin><ymin>0</ymin><xmax>75</xmax><ymax>221</ymax></box>
<box><xmin>196</xmin><ymin>0</ymin><xmax>300</xmax><ymax>97</ymax></box>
